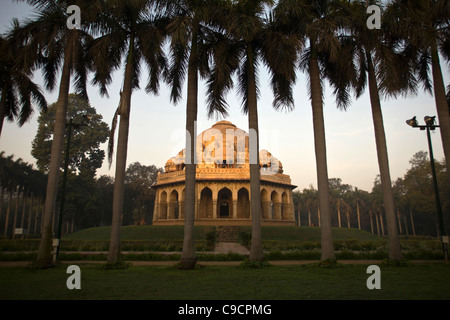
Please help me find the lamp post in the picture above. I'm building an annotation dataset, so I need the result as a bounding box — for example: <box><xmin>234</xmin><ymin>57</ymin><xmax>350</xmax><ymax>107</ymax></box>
<box><xmin>406</xmin><ymin>116</ymin><xmax>448</xmax><ymax>262</ymax></box>
<box><xmin>54</xmin><ymin>114</ymin><xmax>91</xmax><ymax>262</ymax></box>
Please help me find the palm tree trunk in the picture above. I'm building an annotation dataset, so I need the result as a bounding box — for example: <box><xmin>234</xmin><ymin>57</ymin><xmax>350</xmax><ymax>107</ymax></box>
<box><xmin>247</xmin><ymin>47</ymin><xmax>263</xmax><ymax>262</ymax></box>
<box><xmin>375</xmin><ymin>211</ymin><xmax>380</xmax><ymax>235</ymax></box>
<box><xmin>180</xmin><ymin>29</ymin><xmax>199</xmax><ymax>270</ymax></box>
<box><xmin>4</xmin><ymin>191</ymin><xmax>12</xmax><ymax>237</ymax></box>
<box><xmin>430</xmin><ymin>42</ymin><xmax>450</xmax><ymax>183</ymax></box>
<box><xmin>0</xmin><ymin>188</ymin><xmax>4</xmax><ymax>232</ymax></box>
<box><xmin>357</xmin><ymin>201</ymin><xmax>361</xmax><ymax>230</ymax></box>
<box><xmin>337</xmin><ymin>201</ymin><xmax>341</xmax><ymax>228</ymax></box>
<box><xmin>27</xmin><ymin>194</ymin><xmax>33</xmax><ymax>239</ymax></box>
<box><xmin>12</xmin><ymin>188</ymin><xmax>20</xmax><ymax>240</ymax></box>
<box><xmin>0</xmin><ymin>88</ymin><xmax>7</xmax><ymax>138</ymax></box>
<box><xmin>409</xmin><ymin>207</ymin><xmax>416</xmax><ymax>236</ymax></box>
<box><xmin>35</xmin><ymin>48</ymin><xmax>72</xmax><ymax>268</ymax></box>
<box><xmin>20</xmin><ymin>191</ymin><xmax>27</xmax><ymax>239</ymax></box>
<box><xmin>107</xmin><ymin>39</ymin><xmax>135</xmax><ymax>266</ymax></box>
<box><xmin>370</xmin><ymin>211</ymin><xmax>374</xmax><ymax>234</ymax></box>
<box><xmin>367</xmin><ymin>53</ymin><xmax>402</xmax><ymax>261</ymax></box>
<box><xmin>346</xmin><ymin>208</ymin><xmax>350</xmax><ymax>228</ymax></box>
<box><xmin>308</xmin><ymin>208</ymin><xmax>311</xmax><ymax>226</ymax></box>
<box><xmin>397</xmin><ymin>209</ymin><xmax>403</xmax><ymax>234</ymax></box>
<box><xmin>379</xmin><ymin>210</ymin><xmax>385</xmax><ymax>236</ymax></box>
<box><xmin>310</xmin><ymin>50</ymin><xmax>334</xmax><ymax>261</ymax></box>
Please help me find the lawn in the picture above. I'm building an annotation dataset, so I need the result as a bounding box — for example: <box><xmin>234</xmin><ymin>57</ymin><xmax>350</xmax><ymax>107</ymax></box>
<box><xmin>1</xmin><ymin>262</ymin><xmax>449</xmax><ymax>300</ymax></box>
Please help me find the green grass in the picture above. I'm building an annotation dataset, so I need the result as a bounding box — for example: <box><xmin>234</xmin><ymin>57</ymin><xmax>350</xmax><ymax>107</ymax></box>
<box><xmin>0</xmin><ymin>262</ymin><xmax>449</xmax><ymax>300</ymax></box>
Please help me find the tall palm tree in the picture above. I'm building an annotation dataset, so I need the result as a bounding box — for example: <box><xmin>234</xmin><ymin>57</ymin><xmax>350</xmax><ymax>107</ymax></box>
<box><xmin>205</xmin><ymin>0</ymin><xmax>299</xmax><ymax>262</ymax></box>
<box><xmin>89</xmin><ymin>0</ymin><xmax>167</xmax><ymax>266</ymax></box>
<box><xmin>16</xmin><ymin>0</ymin><xmax>99</xmax><ymax>268</ymax></box>
<box><xmin>275</xmin><ymin>0</ymin><xmax>356</xmax><ymax>261</ymax></box>
<box><xmin>161</xmin><ymin>0</ymin><xmax>218</xmax><ymax>269</ymax></box>
<box><xmin>339</xmin><ymin>0</ymin><xmax>412</xmax><ymax>261</ymax></box>
<box><xmin>0</xmin><ymin>22</ymin><xmax>47</xmax><ymax>137</ymax></box>
<box><xmin>386</xmin><ymin>0</ymin><xmax>450</xmax><ymax>182</ymax></box>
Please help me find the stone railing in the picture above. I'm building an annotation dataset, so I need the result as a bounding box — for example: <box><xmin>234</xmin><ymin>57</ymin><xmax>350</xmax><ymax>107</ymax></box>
<box><xmin>154</xmin><ymin>166</ymin><xmax>293</xmax><ymax>187</ymax></box>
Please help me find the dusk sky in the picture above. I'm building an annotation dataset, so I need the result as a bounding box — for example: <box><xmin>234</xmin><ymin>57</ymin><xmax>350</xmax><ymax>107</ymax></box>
<box><xmin>0</xmin><ymin>1</ymin><xmax>448</xmax><ymax>193</ymax></box>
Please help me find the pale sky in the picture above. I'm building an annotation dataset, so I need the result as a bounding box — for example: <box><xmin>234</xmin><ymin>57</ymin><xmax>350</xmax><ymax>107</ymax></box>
<box><xmin>0</xmin><ymin>1</ymin><xmax>448</xmax><ymax>193</ymax></box>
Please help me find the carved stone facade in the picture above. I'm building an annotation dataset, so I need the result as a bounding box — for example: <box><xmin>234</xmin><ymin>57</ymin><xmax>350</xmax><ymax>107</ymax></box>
<box><xmin>152</xmin><ymin>121</ymin><xmax>296</xmax><ymax>226</ymax></box>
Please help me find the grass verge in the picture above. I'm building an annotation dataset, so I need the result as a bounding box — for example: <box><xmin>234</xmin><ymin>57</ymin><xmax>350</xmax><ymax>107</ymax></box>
<box><xmin>0</xmin><ymin>262</ymin><xmax>449</xmax><ymax>300</ymax></box>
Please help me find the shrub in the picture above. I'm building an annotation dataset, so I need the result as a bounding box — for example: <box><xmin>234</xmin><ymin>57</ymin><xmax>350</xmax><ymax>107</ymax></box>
<box><xmin>239</xmin><ymin>232</ymin><xmax>251</xmax><ymax>247</ymax></box>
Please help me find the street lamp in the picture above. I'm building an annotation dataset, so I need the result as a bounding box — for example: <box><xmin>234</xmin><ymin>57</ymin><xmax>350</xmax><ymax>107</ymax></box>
<box><xmin>406</xmin><ymin>116</ymin><xmax>448</xmax><ymax>262</ymax></box>
<box><xmin>54</xmin><ymin>114</ymin><xmax>91</xmax><ymax>262</ymax></box>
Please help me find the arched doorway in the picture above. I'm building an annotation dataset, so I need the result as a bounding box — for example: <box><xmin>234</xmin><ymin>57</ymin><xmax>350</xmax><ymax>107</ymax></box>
<box><xmin>217</xmin><ymin>187</ymin><xmax>232</xmax><ymax>218</ymax></box>
<box><xmin>200</xmin><ymin>187</ymin><xmax>213</xmax><ymax>219</ymax></box>
<box><xmin>237</xmin><ymin>188</ymin><xmax>250</xmax><ymax>218</ymax></box>
<box><xmin>169</xmin><ymin>190</ymin><xmax>179</xmax><ymax>219</ymax></box>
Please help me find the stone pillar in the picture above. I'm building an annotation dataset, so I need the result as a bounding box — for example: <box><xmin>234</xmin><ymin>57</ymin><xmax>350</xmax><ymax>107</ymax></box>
<box><xmin>213</xmin><ymin>197</ymin><xmax>217</xmax><ymax>220</ymax></box>
<box><xmin>167</xmin><ymin>201</ymin><xmax>174</xmax><ymax>219</ymax></box>
<box><xmin>160</xmin><ymin>203</ymin><xmax>167</xmax><ymax>219</ymax></box>
<box><xmin>233</xmin><ymin>200</ymin><xmax>238</xmax><ymax>219</ymax></box>
<box><xmin>179</xmin><ymin>200</ymin><xmax>184</xmax><ymax>220</ymax></box>
<box><xmin>153</xmin><ymin>203</ymin><xmax>160</xmax><ymax>222</ymax></box>
<box><xmin>262</xmin><ymin>201</ymin><xmax>271</xmax><ymax>219</ymax></box>
<box><xmin>282</xmin><ymin>203</ymin><xmax>289</xmax><ymax>220</ymax></box>
<box><xmin>274</xmin><ymin>202</ymin><xmax>282</xmax><ymax>219</ymax></box>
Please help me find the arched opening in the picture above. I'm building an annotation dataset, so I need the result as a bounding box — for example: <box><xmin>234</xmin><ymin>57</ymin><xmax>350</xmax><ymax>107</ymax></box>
<box><xmin>220</xmin><ymin>202</ymin><xmax>229</xmax><ymax>217</ymax></box>
<box><xmin>271</xmin><ymin>191</ymin><xmax>281</xmax><ymax>219</ymax></box>
<box><xmin>169</xmin><ymin>190</ymin><xmax>179</xmax><ymax>219</ymax></box>
<box><xmin>237</xmin><ymin>188</ymin><xmax>250</xmax><ymax>219</ymax></box>
<box><xmin>217</xmin><ymin>187</ymin><xmax>232</xmax><ymax>218</ymax></box>
<box><xmin>200</xmin><ymin>187</ymin><xmax>213</xmax><ymax>219</ymax></box>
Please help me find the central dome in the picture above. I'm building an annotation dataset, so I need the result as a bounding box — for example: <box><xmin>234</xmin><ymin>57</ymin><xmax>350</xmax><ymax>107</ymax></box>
<box><xmin>164</xmin><ymin>121</ymin><xmax>282</xmax><ymax>173</ymax></box>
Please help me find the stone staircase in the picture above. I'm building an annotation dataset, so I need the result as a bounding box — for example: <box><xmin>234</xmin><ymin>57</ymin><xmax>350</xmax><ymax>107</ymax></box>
<box><xmin>215</xmin><ymin>226</ymin><xmax>240</xmax><ymax>242</ymax></box>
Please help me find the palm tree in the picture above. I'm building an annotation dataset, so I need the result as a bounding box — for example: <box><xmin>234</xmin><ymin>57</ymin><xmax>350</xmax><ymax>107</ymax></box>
<box><xmin>89</xmin><ymin>0</ymin><xmax>167</xmax><ymax>266</ymax></box>
<box><xmin>0</xmin><ymin>22</ymin><xmax>47</xmax><ymax>137</ymax></box>
<box><xmin>275</xmin><ymin>0</ymin><xmax>359</xmax><ymax>261</ymax></box>
<box><xmin>339</xmin><ymin>0</ymin><xmax>410</xmax><ymax>261</ymax></box>
<box><xmin>385</xmin><ymin>0</ymin><xmax>450</xmax><ymax>182</ymax></box>
<box><xmin>205</xmin><ymin>0</ymin><xmax>299</xmax><ymax>262</ymax></box>
<box><xmin>16</xmin><ymin>0</ymin><xmax>99</xmax><ymax>268</ymax></box>
<box><xmin>161</xmin><ymin>0</ymin><xmax>218</xmax><ymax>269</ymax></box>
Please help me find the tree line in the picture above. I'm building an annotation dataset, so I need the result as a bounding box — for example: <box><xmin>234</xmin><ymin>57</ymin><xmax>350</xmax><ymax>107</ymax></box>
<box><xmin>0</xmin><ymin>0</ymin><xmax>449</xmax><ymax>268</ymax></box>
<box><xmin>0</xmin><ymin>151</ymin><xmax>162</xmax><ymax>238</ymax></box>
<box><xmin>293</xmin><ymin>152</ymin><xmax>450</xmax><ymax>237</ymax></box>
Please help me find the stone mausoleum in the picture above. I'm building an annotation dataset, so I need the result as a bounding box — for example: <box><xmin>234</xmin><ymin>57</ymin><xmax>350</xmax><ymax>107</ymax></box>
<box><xmin>152</xmin><ymin>120</ymin><xmax>297</xmax><ymax>226</ymax></box>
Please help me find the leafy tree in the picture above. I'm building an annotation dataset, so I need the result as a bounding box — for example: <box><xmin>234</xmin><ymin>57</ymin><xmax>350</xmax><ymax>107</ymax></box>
<box><xmin>124</xmin><ymin>162</ymin><xmax>162</xmax><ymax>225</ymax></box>
<box><xmin>31</xmin><ymin>94</ymin><xmax>109</xmax><ymax>177</ymax></box>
